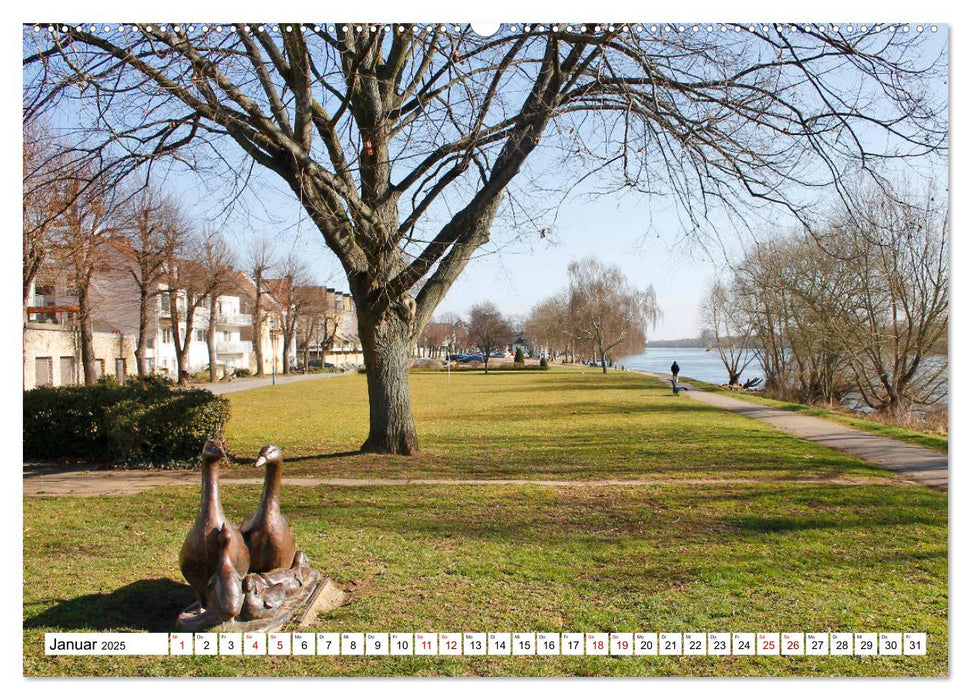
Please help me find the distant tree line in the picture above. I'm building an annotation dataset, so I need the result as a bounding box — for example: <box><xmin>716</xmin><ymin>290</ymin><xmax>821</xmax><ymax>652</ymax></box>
<box><xmin>526</xmin><ymin>258</ymin><xmax>660</xmax><ymax>373</ymax></box>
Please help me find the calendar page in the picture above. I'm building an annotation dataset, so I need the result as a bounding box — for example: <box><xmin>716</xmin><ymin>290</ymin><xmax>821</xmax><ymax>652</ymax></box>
<box><xmin>21</xmin><ymin>0</ymin><xmax>949</xmax><ymax>683</ymax></box>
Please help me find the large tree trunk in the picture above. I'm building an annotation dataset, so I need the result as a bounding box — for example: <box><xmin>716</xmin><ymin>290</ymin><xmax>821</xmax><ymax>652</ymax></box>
<box><xmin>357</xmin><ymin>311</ymin><xmax>419</xmax><ymax>455</ymax></box>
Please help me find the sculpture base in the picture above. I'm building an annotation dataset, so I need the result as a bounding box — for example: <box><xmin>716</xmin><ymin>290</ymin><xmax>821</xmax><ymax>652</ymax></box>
<box><xmin>176</xmin><ymin>572</ymin><xmax>346</xmax><ymax>633</ymax></box>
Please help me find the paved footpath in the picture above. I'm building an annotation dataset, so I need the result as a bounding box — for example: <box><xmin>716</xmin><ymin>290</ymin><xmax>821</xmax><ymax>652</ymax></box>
<box><xmin>639</xmin><ymin>372</ymin><xmax>948</xmax><ymax>491</ymax></box>
<box><xmin>196</xmin><ymin>369</ymin><xmax>349</xmax><ymax>395</ymax></box>
<box><xmin>22</xmin><ymin>471</ymin><xmax>904</xmax><ymax>498</ymax></box>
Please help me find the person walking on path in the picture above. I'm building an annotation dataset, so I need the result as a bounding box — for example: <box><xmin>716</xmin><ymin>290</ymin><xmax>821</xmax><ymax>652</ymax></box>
<box><xmin>670</xmin><ymin>361</ymin><xmax>681</xmax><ymax>395</ymax></box>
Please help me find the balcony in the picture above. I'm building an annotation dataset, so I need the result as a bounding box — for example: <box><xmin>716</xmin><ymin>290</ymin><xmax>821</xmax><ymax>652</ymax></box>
<box><xmin>215</xmin><ymin>313</ymin><xmax>253</xmax><ymax>326</ymax></box>
<box><xmin>216</xmin><ymin>341</ymin><xmax>253</xmax><ymax>355</ymax></box>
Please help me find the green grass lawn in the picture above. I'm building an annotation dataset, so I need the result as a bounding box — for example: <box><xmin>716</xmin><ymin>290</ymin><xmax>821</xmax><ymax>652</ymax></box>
<box><xmin>222</xmin><ymin>369</ymin><xmax>912</xmax><ymax>482</ymax></box>
<box><xmin>23</xmin><ymin>368</ymin><xmax>948</xmax><ymax>676</ymax></box>
<box><xmin>685</xmin><ymin>376</ymin><xmax>948</xmax><ymax>454</ymax></box>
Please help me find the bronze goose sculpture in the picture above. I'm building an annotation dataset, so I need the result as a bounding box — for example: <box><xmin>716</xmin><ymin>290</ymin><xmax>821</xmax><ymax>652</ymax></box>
<box><xmin>205</xmin><ymin>524</ymin><xmax>245</xmax><ymax>622</ymax></box>
<box><xmin>179</xmin><ymin>439</ymin><xmax>250</xmax><ymax>609</ymax></box>
<box><xmin>241</xmin><ymin>445</ymin><xmax>296</xmax><ymax>573</ymax></box>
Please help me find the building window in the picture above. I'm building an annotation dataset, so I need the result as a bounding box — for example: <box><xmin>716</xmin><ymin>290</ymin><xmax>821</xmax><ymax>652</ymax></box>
<box><xmin>196</xmin><ymin>330</ymin><xmax>206</xmax><ymax>342</ymax></box>
<box><xmin>115</xmin><ymin>358</ymin><xmax>127</xmax><ymax>383</ymax></box>
<box><xmin>162</xmin><ymin>328</ymin><xmax>173</xmax><ymax>344</ymax></box>
<box><xmin>96</xmin><ymin>359</ymin><xmax>105</xmax><ymax>377</ymax></box>
<box><xmin>59</xmin><ymin>356</ymin><xmax>77</xmax><ymax>385</ymax></box>
<box><xmin>160</xmin><ymin>294</ymin><xmax>171</xmax><ymax>315</ymax></box>
<box><xmin>35</xmin><ymin>357</ymin><xmax>53</xmax><ymax>387</ymax></box>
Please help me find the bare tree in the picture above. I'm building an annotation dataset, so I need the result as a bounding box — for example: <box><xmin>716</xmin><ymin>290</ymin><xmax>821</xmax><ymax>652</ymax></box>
<box><xmin>163</xmin><ymin>223</ymin><xmax>229</xmax><ymax>385</ymax></box>
<box><xmin>526</xmin><ymin>292</ymin><xmax>574</xmax><ymax>361</ymax></box>
<box><xmin>466</xmin><ymin>302</ymin><xmax>513</xmax><ymax>374</ymax></box>
<box><xmin>828</xmin><ymin>186</ymin><xmax>948</xmax><ymax>414</ymax></box>
<box><xmin>272</xmin><ymin>255</ymin><xmax>314</xmax><ymax>374</ymax></box>
<box><xmin>50</xmin><ymin>166</ymin><xmax>116</xmax><ymax>384</ymax></box>
<box><xmin>201</xmin><ymin>230</ymin><xmax>237</xmax><ymax>382</ymax></box>
<box><xmin>23</xmin><ymin>121</ymin><xmax>60</xmax><ymax>319</ymax></box>
<box><xmin>418</xmin><ymin>320</ymin><xmax>452</xmax><ymax>358</ymax></box>
<box><xmin>568</xmin><ymin>258</ymin><xmax>660</xmax><ymax>373</ymax></box>
<box><xmin>247</xmin><ymin>238</ymin><xmax>276</xmax><ymax>378</ymax></box>
<box><xmin>735</xmin><ymin>235</ymin><xmax>852</xmax><ymax>403</ymax></box>
<box><xmin>735</xmin><ymin>181</ymin><xmax>947</xmax><ymax>414</ymax></box>
<box><xmin>24</xmin><ymin>24</ymin><xmax>946</xmax><ymax>453</ymax></box>
<box><xmin>437</xmin><ymin>312</ymin><xmax>468</xmax><ymax>356</ymax></box>
<box><xmin>699</xmin><ymin>279</ymin><xmax>757</xmax><ymax>386</ymax></box>
<box><xmin>118</xmin><ymin>187</ymin><xmax>178</xmax><ymax>384</ymax></box>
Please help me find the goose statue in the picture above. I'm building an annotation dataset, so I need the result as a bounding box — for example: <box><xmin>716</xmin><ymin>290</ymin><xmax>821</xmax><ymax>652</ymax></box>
<box><xmin>179</xmin><ymin>439</ymin><xmax>250</xmax><ymax>609</ymax></box>
<box><xmin>241</xmin><ymin>445</ymin><xmax>297</xmax><ymax>573</ymax></box>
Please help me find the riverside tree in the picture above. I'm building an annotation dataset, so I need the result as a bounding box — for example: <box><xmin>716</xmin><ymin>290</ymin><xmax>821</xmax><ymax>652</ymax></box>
<box><xmin>24</xmin><ymin>23</ymin><xmax>946</xmax><ymax>453</ymax></box>
<box><xmin>699</xmin><ymin>279</ymin><xmax>757</xmax><ymax>387</ymax></box>
<box><xmin>734</xmin><ymin>184</ymin><xmax>948</xmax><ymax>413</ymax></box>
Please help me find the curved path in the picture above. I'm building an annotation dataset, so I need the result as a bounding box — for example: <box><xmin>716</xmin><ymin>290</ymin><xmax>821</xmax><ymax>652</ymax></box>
<box><xmin>196</xmin><ymin>369</ymin><xmax>349</xmax><ymax>395</ymax></box>
<box><xmin>22</xmin><ymin>471</ymin><xmax>906</xmax><ymax>498</ymax></box>
<box><xmin>640</xmin><ymin>372</ymin><xmax>948</xmax><ymax>491</ymax></box>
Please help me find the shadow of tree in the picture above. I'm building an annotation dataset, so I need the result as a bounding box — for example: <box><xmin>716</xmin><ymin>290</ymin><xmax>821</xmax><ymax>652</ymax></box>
<box><xmin>24</xmin><ymin>578</ymin><xmax>194</xmax><ymax>632</ymax></box>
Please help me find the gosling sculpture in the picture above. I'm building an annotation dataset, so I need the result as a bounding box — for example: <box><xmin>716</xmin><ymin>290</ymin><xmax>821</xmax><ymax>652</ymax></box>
<box><xmin>205</xmin><ymin>524</ymin><xmax>245</xmax><ymax>622</ymax></box>
<box><xmin>241</xmin><ymin>445</ymin><xmax>296</xmax><ymax>573</ymax></box>
<box><xmin>179</xmin><ymin>439</ymin><xmax>250</xmax><ymax>609</ymax></box>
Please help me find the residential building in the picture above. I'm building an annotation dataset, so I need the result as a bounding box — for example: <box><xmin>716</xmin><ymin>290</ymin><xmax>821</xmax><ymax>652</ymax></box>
<box><xmin>23</xmin><ymin>239</ymin><xmax>282</xmax><ymax>388</ymax></box>
<box><xmin>24</xmin><ymin>276</ymin><xmax>136</xmax><ymax>388</ymax></box>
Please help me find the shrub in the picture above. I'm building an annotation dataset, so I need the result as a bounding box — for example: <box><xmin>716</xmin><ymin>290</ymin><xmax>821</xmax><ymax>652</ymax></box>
<box><xmin>107</xmin><ymin>389</ymin><xmax>230</xmax><ymax>468</ymax></box>
<box><xmin>539</xmin><ymin>357</ymin><xmax>549</xmax><ymax>370</ymax></box>
<box><xmin>233</xmin><ymin>368</ymin><xmax>251</xmax><ymax>378</ymax></box>
<box><xmin>24</xmin><ymin>383</ymin><xmax>230</xmax><ymax>468</ymax></box>
<box><xmin>514</xmin><ymin>347</ymin><xmax>525</xmax><ymax>365</ymax></box>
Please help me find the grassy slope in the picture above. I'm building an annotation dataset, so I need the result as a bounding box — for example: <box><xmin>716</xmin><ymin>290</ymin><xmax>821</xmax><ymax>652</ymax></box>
<box><xmin>683</xmin><ymin>376</ymin><xmax>948</xmax><ymax>454</ymax></box>
<box><xmin>23</xmin><ymin>368</ymin><xmax>947</xmax><ymax>677</ymax></box>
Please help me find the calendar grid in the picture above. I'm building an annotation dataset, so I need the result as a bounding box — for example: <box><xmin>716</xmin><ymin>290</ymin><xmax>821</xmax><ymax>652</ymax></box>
<box><xmin>45</xmin><ymin>632</ymin><xmax>927</xmax><ymax>657</ymax></box>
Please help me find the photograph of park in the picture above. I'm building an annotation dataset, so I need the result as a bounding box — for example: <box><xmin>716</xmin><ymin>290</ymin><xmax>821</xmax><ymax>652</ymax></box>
<box><xmin>22</xmin><ymin>17</ymin><xmax>948</xmax><ymax>678</ymax></box>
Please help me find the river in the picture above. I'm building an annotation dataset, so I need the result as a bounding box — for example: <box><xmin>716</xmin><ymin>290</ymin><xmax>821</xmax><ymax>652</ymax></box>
<box><xmin>617</xmin><ymin>347</ymin><xmax>763</xmax><ymax>386</ymax></box>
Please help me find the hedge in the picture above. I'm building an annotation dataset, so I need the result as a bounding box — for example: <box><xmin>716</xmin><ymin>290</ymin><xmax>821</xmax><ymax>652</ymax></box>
<box><xmin>24</xmin><ymin>377</ymin><xmax>230</xmax><ymax>468</ymax></box>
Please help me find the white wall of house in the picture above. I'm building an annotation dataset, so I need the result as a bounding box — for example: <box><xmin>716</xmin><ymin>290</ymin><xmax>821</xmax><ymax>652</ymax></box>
<box><xmin>24</xmin><ymin>323</ymin><xmax>136</xmax><ymax>389</ymax></box>
<box><xmin>153</xmin><ymin>293</ymin><xmax>258</xmax><ymax>379</ymax></box>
